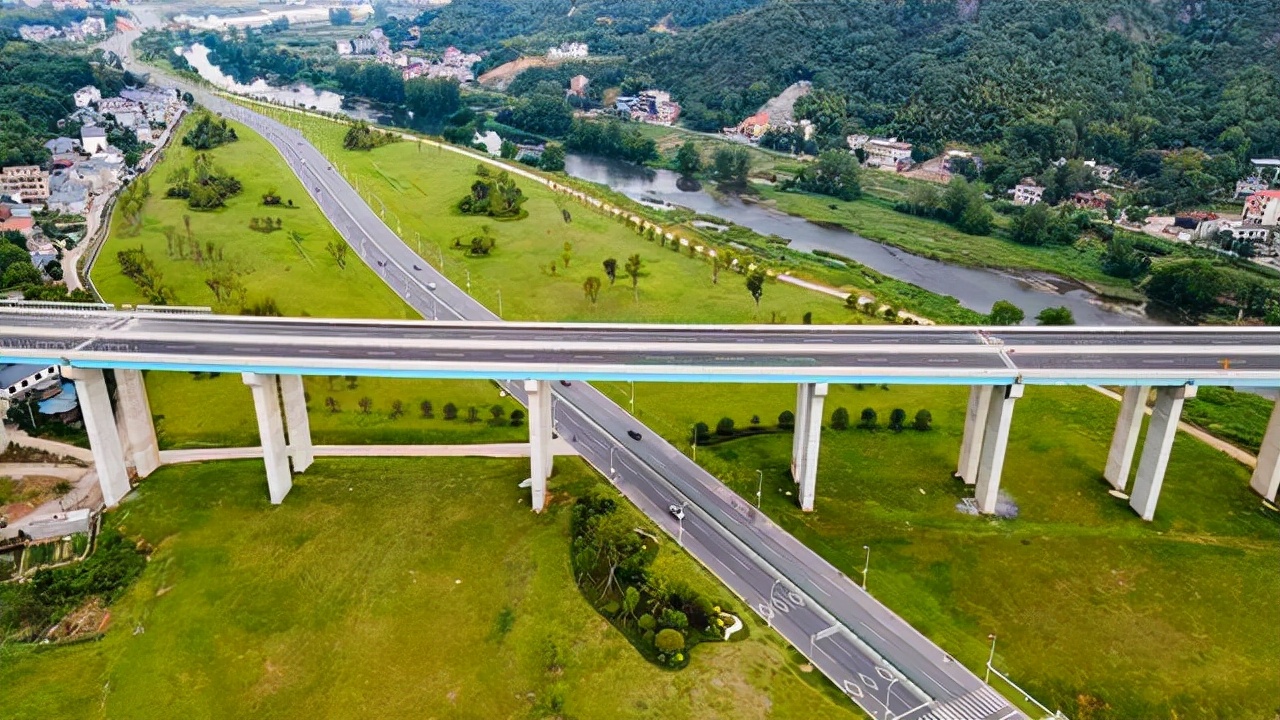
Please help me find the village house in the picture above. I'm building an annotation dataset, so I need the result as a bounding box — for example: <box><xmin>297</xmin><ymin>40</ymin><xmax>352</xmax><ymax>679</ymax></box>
<box><xmin>1012</xmin><ymin>178</ymin><xmax>1045</xmax><ymax>206</ymax></box>
<box><xmin>569</xmin><ymin>74</ymin><xmax>590</xmax><ymax>97</ymax></box>
<box><xmin>861</xmin><ymin>138</ymin><xmax>913</xmax><ymax>169</ymax></box>
<box><xmin>1243</xmin><ymin>190</ymin><xmax>1280</xmax><ymax>227</ymax></box>
<box><xmin>1070</xmin><ymin>190</ymin><xmax>1115</xmax><ymax>211</ymax></box>
<box><xmin>727</xmin><ymin>111</ymin><xmax>770</xmax><ymax>140</ymax></box>
<box><xmin>0</xmin><ymin>166</ymin><xmax>51</xmax><ymax>203</ymax></box>
<box><xmin>548</xmin><ymin>42</ymin><xmax>588</xmax><ymax>60</ymax></box>
<box><xmin>79</xmin><ymin>126</ymin><xmax>108</xmax><ymax>155</ymax></box>
<box><xmin>0</xmin><ymin>205</ymin><xmax>36</xmax><ymax>237</ymax></box>
<box><xmin>73</xmin><ymin>85</ymin><xmax>101</xmax><ymax>108</ymax></box>
<box><xmin>45</xmin><ymin>170</ymin><xmax>90</xmax><ymax>215</ymax></box>
<box><xmin>18</xmin><ymin>25</ymin><xmax>61</xmax><ymax>42</ymax></box>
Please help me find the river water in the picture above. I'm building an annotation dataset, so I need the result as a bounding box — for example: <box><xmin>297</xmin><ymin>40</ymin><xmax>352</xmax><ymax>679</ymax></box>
<box><xmin>179</xmin><ymin>44</ymin><xmax>381</xmax><ymax>122</ymax></box>
<box><xmin>564</xmin><ymin>154</ymin><xmax>1156</xmax><ymax>326</ymax></box>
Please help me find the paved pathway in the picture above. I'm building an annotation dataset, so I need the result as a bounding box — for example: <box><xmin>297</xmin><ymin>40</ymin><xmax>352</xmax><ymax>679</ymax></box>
<box><xmin>1090</xmin><ymin>386</ymin><xmax>1257</xmax><ymax>467</ymax></box>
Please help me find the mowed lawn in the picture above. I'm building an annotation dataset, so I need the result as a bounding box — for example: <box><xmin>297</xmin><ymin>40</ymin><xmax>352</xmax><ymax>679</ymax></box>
<box><xmin>0</xmin><ymin>458</ymin><xmax>860</xmax><ymax>720</ymax></box>
<box><xmin>283</xmin><ymin>110</ymin><xmax>856</xmax><ymax>325</ymax></box>
<box><xmin>595</xmin><ymin>380</ymin><xmax>1280</xmax><ymax>719</ymax></box>
<box><xmin>92</xmin><ymin>115</ymin><xmax>518</xmax><ymax>448</ymax></box>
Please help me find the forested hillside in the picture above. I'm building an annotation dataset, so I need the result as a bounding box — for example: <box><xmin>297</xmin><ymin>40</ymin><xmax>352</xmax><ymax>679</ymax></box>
<box><xmin>412</xmin><ymin>0</ymin><xmax>766</xmax><ymax>55</ymax></box>
<box><xmin>648</xmin><ymin>0</ymin><xmax>1280</xmax><ymax>166</ymax></box>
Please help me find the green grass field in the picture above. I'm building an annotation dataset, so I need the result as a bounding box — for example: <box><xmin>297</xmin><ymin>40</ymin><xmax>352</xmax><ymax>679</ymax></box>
<box><xmin>80</xmin><ymin>105</ymin><xmax>1280</xmax><ymax>718</ymax></box>
<box><xmin>251</xmin><ymin>107</ymin><xmax>1280</xmax><ymax>718</ymax></box>
<box><xmin>0</xmin><ymin>457</ymin><xmax>861</xmax><ymax>719</ymax></box>
<box><xmin>92</xmin><ymin>115</ymin><xmax>519</xmax><ymax>447</ymax></box>
<box><xmin>595</xmin><ymin>380</ymin><xmax>1280</xmax><ymax>719</ymax></box>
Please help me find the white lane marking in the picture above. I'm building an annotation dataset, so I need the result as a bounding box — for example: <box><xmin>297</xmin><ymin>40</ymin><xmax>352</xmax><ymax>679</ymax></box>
<box><xmin>859</xmin><ymin>622</ymin><xmax>887</xmax><ymax>643</ymax></box>
<box><xmin>858</xmin><ymin>672</ymin><xmax>878</xmax><ymax>691</ymax></box>
<box><xmin>842</xmin><ymin>680</ymin><xmax>865</xmax><ymax>699</ymax></box>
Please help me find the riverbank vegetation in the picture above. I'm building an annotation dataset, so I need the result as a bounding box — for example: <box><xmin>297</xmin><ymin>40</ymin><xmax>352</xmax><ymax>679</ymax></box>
<box><xmin>0</xmin><ymin>458</ymin><xmax>852</xmax><ymax>719</ymax></box>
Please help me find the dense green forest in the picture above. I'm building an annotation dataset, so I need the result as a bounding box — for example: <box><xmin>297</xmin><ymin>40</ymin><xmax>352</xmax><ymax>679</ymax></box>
<box><xmin>647</xmin><ymin>0</ymin><xmax>1280</xmax><ymax>175</ymax></box>
<box><xmin>0</xmin><ymin>38</ymin><xmax>123</xmax><ymax>166</ymax></box>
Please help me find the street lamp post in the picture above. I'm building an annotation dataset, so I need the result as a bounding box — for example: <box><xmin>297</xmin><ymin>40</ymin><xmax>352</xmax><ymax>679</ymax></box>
<box><xmin>985</xmin><ymin>634</ymin><xmax>997</xmax><ymax>684</ymax></box>
<box><xmin>465</xmin><ymin>269</ymin><xmax>471</xmax><ymax>295</ymax></box>
<box><xmin>629</xmin><ymin>380</ymin><xmax>635</xmax><ymax>414</ymax></box>
<box><xmin>609</xmin><ymin>445</ymin><xmax>616</xmax><ymax>476</ymax></box>
<box><xmin>497</xmin><ymin>289</ymin><xmax>503</xmax><ymax>317</ymax></box>
<box><xmin>861</xmin><ymin>545</ymin><xmax>870</xmax><ymax>590</ymax></box>
<box><xmin>756</xmin><ymin>469</ymin><xmax>763</xmax><ymax>508</ymax></box>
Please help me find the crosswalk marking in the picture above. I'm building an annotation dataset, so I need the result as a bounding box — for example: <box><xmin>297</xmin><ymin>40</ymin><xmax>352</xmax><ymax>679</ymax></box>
<box><xmin>917</xmin><ymin>686</ymin><xmax>1017</xmax><ymax>720</ymax></box>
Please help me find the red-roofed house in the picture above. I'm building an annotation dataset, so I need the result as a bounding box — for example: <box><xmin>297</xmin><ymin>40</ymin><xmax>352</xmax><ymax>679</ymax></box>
<box><xmin>0</xmin><ymin>205</ymin><xmax>35</xmax><ymax>236</ymax></box>
<box><xmin>732</xmin><ymin>112</ymin><xmax>770</xmax><ymax>140</ymax></box>
<box><xmin>1243</xmin><ymin>190</ymin><xmax>1280</xmax><ymax>227</ymax></box>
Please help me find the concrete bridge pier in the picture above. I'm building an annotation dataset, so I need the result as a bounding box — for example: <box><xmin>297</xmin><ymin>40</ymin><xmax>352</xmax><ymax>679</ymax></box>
<box><xmin>974</xmin><ymin>383</ymin><xmax>1023</xmax><ymax>514</ymax></box>
<box><xmin>242</xmin><ymin>372</ymin><xmax>294</xmax><ymax>504</ymax></box>
<box><xmin>279</xmin><ymin>374</ymin><xmax>313</xmax><ymax>473</ymax></box>
<box><xmin>62</xmin><ymin>367</ymin><xmax>131</xmax><ymax>507</ymax></box>
<box><xmin>1251</xmin><ymin>401</ymin><xmax>1280</xmax><ymax>503</ymax></box>
<box><xmin>1129</xmin><ymin>384</ymin><xmax>1196</xmax><ymax>521</ymax></box>
<box><xmin>1104</xmin><ymin>385</ymin><xmax>1150</xmax><ymax>491</ymax></box>
<box><xmin>956</xmin><ymin>385</ymin><xmax>993</xmax><ymax>485</ymax></box>
<box><xmin>115</xmin><ymin>369</ymin><xmax>160</xmax><ymax>478</ymax></box>
<box><xmin>525</xmin><ymin>379</ymin><xmax>552</xmax><ymax>512</ymax></box>
<box><xmin>790</xmin><ymin>382</ymin><xmax>828</xmax><ymax>512</ymax></box>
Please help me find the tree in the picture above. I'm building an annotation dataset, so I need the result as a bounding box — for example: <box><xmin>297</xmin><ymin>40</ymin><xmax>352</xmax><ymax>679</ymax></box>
<box><xmin>1142</xmin><ymin>259</ymin><xmax>1225</xmax><ymax>316</ymax></box>
<box><xmin>715</xmin><ymin>417</ymin><xmax>735</xmax><ymax>436</ymax></box>
<box><xmin>745</xmin><ymin>269</ymin><xmax>765</xmax><ymax>311</ymax></box>
<box><xmin>44</xmin><ymin>260</ymin><xmax>62</xmax><ymax>281</ymax></box>
<box><xmin>420</xmin><ymin>400</ymin><xmax>434</xmax><ymax>418</ymax></box>
<box><xmin>2</xmin><ymin>262</ymin><xmax>41</xmax><ymax>288</ymax></box>
<box><xmin>913</xmin><ymin>409</ymin><xmax>933</xmax><ymax>431</ymax></box>
<box><xmin>675</xmin><ymin>141</ymin><xmax>702</xmax><ymax>176</ymax></box>
<box><xmin>624</xmin><ymin>254</ymin><xmax>643</xmax><ymax>301</ymax></box>
<box><xmin>777</xmin><ymin>410</ymin><xmax>795</xmax><ymax>429</ymax></box>
<box><xmin>655</xmin><ymin>628</ymin><xmax>685</xmax><ymax>653</ymax></box>
<box><xmin>466</xmin><ymin>406</ymin><xmax>480</xmax><ymax>423</ymax></box>
<box><xmin>1036</xmin><ymin>306</ymin><xmax>1076</xmax><ymax>325</ymax></box>
<box><xmin>583</xmin><ymin>276</ymin><xmax>601</xmax><ymax>304</ymax></box>
<box><xmin>510</xmin><ymin>409</ymin><xmax>526</xmax><ymax>426</ymax></box>
<box><xmin>888</xmin><ymin>408</ymin><xmax>907</xmax><ymax>432</ymax></box>
<box><xmin>500</xmin><ymin>139</ymin><xmax>518</xmax><ymax>159</ymax></box>
<box><xmin>358</xmin><ymin>396</ymin><xmax>372</xmax><ymax>414</ymax></box>
<box><xmin>830</xmin><ymin>407</ymin><xmax>850</xmax><ymax>430</ymax></box>
<box><xmin>406</xmin><ymin>76</ymin><xmax>462</xmax><ymax>124</ymax></box>
<box><xmin>858</xmin><ymin>407</ymin><xmax>878</xmax><ymax>429</ymax></box>
<box><xmin>328</xmin><ymin>7</ymin><xmax>352</xmax><ymax>24</ymax></box>
<box><xmin>443</xmin><ymin>402</ymin><xmax>458</xmax><ymax>420</ymax></box>
<box><xmin>711</xmin><ymin>146</ymin><xmax>751</xmax><ymax>187</ymax></box>
<box><xmin>987</xmin><ymin>300</ymin><xmax>1025</xmax><ymax>325</ymax></box>
<box><xmin>490</xmin><ymin>404</ymin><xmax>505</xmax><ymax>421</ymax></box>
<box><xmin>622</xmin><ymin>585</ymin><xmax>640</xmax><ymax>620</ymax></box>
<box><xmin>790</xmin><ymin>150</ymin><xmax>862</xmax><ymax>201</ymax></box>
<box><xmin>602</xmin><ymin>258</ymin><xmax>617</xmax><ymax>284</ymax></box>
<box><xmin>324</xmin><ymin>397</ymin><xmax>339</xmax><ymax>413</ymax></box>
<box><xmin>540</xmin><ymin>143</ymin><xmax>566</xmax><ymax>171</ymax></box>
<box><xmin>561</xmin><ymin>241</ymin><xmax>573</xmax><ymax>268</ymax></box>
<box><xmin>690</xmin><ymin>422</ymin><xmax>711</xmax><ymax>444</ymax></box>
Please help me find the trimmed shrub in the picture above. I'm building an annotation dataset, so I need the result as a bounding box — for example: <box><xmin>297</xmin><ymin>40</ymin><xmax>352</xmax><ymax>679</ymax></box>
<box><xmin>830</xmin><ymin>407</ymin><xmax>850</xmax><ymax>430</ymax></box>
<box><xmin>655</xmin><ymin>628</ymin><xmax>685</xmax><ymax>653</ymax></box>
<box><xmin>913</xmin><ymin>409</ymin><xmax>933</xmax><ymax>431</ymax></box>
<box><xmin>777</xmin><ymin>410</ymin><xmax>795</xmax><ymax>430</ymax></box>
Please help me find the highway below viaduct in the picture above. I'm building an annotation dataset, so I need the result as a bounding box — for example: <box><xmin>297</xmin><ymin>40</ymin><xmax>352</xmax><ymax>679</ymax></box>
<box><xmin>18</xmin><ymin>68</ymin><xmax>1280</xmax><ymax>720</ymax></box>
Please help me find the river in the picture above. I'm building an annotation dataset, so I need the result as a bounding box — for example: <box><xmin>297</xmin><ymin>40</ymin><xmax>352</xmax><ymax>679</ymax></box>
<box><xmin>178</xmin><ymin>43</ymin><xmax>381</xmax><ymax>122</ymax></box>
<box><xmin>564</xmin><ymin>154</ymin><xmax>1156</xmax><ymax>326</ymax></box>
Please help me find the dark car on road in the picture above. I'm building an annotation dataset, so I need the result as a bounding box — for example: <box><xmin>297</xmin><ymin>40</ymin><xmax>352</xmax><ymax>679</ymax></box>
<box><xmin>627</xmin><ymin>430</ymin><xmax>642</xmax><ymax>441</ymax></box>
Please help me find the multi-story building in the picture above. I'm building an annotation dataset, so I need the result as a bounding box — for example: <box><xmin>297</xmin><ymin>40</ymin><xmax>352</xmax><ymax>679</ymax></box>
<box><xmin>0</xmin><ymin>166</ymin><xmax>51</xmax><ymax>202</ymax></box>
<box><xmin>73</xmin><ymin>85</ymin><xmax>101</xmax><ymax>108</ymax></box>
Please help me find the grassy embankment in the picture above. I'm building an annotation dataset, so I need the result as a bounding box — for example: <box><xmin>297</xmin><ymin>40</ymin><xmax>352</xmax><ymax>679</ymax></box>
<box><xmin>258</xmin><ymin>108</ymin><xmax>1279</xmax><ymax>719</ymax></box>
<box><xmin>91</xmin><ymin>113</ymin><xmax>524</xmax><ymax>448</ymax></box>
<box><xmin>0</xmin><ymin>457</ymin><xmax>857</xmax><ymax>719</ymax></box>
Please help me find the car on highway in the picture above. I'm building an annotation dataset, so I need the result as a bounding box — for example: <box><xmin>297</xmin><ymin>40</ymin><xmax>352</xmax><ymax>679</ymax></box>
<box><xmin>426</xmin><ymin>282</ymin><xmax>437</xmax><ymax>291</ymax></box>
<box><xmin>668</xmin><ymin>505</ymin><xmax>684</xmax><ymax>521</ymax></box>
<box><xmin>413</xmin><ymin>264</ymin><xmax>422</xmax><ymax>271</ymax></box>
<box><xmin>559</xmin><ymin>380</ymin><xmax>572</xmax><ymax>387</ymax></box>
<box><xmin>627</xmin><ymin>430</ymin><xmax>642</xmax><ymax>441</ymax></box>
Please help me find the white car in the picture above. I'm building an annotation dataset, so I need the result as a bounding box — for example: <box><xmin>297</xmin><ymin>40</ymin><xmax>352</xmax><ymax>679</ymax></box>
<box><xmin>669</xmin><ymin>504</ymin><xmax>685</xmax><ymax>521</ymax></box>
